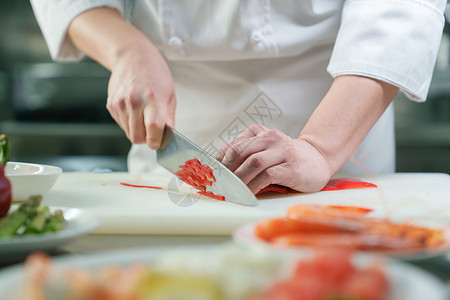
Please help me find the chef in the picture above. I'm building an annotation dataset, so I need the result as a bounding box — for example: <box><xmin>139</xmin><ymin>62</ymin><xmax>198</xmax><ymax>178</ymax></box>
<box><xmin>30</xmin><ymin>0</ymin><xmax>446</xmax><ymax>194</ymax></box>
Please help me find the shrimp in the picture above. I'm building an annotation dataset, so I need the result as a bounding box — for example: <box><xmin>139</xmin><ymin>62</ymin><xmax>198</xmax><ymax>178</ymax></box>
<box><xmin>271</xmin><ymin>232</ymin><xmax>419</xmax><ymax>251</ymax></box>
<box><xmin>286</xmin><ymin>204</ymin><xmax>372</xmax><ymax>220</ymax></box>
<box><xmin>255</xmin><ymin>204</ymin><xmax>447</xmax><ymax>253</ymax></box>
<box><xmin>254</xmin><ymin>217</ymin><xmax>366</xmax><ymax>242</ymax></box>
<box><xmin>364</xmin><ymin>220</ymin><xmax>446</xmax><ymax>249</ymax></box>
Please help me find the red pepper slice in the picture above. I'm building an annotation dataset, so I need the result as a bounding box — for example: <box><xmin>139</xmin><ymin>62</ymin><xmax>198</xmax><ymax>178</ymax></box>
<box><xmin>175</xmin><ymin>159</ymin><xmax>225</xmax><ymax>201</ymax></box>
<box><xmin>120</xmin><ymin>182</ymin><xmax>162</xmax><ymax>190</ymax></box>
<box><xmin>197</xmin><ymin>177</ymin><xmax>213</xmax><ymax>186</ymax></box>
<box><xmin>186</xmin><ymin>159</ymin><xmax>201</xmax><ymax>166</ymax></box>
<box><xmin>174</xmin><ymin>170</ymin><xmax>185</xmax><ymax>177</ymax></box>
<box><xmin>257</xmin><ymin>179</ymin><xmax>377</xmax><ymax>196</ymax></box>
<box><xmin>197</xmin><ymin>191</ymin><xmax>225</xmax><ymax>201</ymax></box>
<box><xmin>210</xmin><ymin>173</ymin><xmax>216</xmax><ymax>183</ymax></box>
<box><xmin>256</xmin><ymin>184</ymin><xmax>290</xmax><ymax>195</ymax></box>
<box><xmin>321</xmin><ymin>178</ymin><xmax>377</xmax><ymax>191</ymax></box>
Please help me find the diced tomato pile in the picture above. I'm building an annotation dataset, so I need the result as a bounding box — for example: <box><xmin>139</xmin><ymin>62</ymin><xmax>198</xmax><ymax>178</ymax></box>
<box><xmin>175</xmin><ymin>159</ymin><xmax>225</xmax><ymax>201</ymax></box>
<box><xmin>255</xmin><ymin>248</ymin><xmax>389</xmax><ymax>300</ymax></box>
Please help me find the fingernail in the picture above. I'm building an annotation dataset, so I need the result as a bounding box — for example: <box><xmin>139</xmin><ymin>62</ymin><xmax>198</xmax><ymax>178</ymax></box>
<box><xmin>149</xmin><ymin>142</ymin><xmax>159</xmax><ymax>150</ymax></box>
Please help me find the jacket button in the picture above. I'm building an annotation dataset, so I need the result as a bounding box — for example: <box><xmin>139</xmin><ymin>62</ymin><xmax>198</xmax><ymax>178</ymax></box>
<box><xmin>249</xmin><ymin>30</ymin><xmax>264</xmax><ymax>44</ymax></box>
<box><xmin>168</xmin><ymin>36</ymin><xmax>184</xmax><ymax>48</ymax></box>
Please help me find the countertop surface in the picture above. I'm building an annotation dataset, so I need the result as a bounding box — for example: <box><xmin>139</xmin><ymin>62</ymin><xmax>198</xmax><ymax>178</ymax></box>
<box><xmin>40</xmin><ymin>172</ymin><xmax>450</xmax><ymax>235</ymax></box>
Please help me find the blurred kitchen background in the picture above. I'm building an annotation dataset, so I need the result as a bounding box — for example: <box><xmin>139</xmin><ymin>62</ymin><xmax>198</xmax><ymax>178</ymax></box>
<box><xmin>0</xmin><ymin>1</ymin><xmax>130</xmax><ymax>172</ymax></box>
<box><xmin>0</xmin><ymin>1</ymin><xmax>449</xmax><ymax>173</ymax></box>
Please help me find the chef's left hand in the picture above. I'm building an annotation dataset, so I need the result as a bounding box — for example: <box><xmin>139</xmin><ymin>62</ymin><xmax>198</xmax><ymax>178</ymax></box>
<box><xmin>216</xmin><ymin>124</ymin><xmax>333</xmax><ymax>194</ymax></box>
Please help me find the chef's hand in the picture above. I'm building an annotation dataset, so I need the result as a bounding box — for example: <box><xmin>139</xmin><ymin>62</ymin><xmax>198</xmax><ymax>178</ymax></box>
<box><xmin>217</xmin><ymin>76</ymin><xmax>398</xmax><ymax>194</ymax></box>
<box><xmin>107</xmin><ymin>46</ymin><xmax>176</xmax><ymax>149</ymax></box>
<box><xmin>67</xmin><ymin>7</ymin><xmax>176</xmax><ymax>150</ymax></box>
<box><xmin>216</xmin><ymin>124</ymin><xmax>332</xmax><ymax>194</ymax></box>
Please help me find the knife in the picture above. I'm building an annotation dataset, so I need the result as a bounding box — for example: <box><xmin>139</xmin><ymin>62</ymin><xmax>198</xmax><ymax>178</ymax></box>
<box><xmin>156</xmin><ymin>125</ymin><xmax>259</xmax><ymax>206</ymax></box>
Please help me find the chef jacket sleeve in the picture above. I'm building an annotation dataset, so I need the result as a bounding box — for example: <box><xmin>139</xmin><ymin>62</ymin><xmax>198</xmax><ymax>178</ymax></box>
<box><xmin>30</xmin><ymin>0</ymin><xmax>125</xmax><ymax>61</ymax></box>
<box><xmin>327</xmin><ymin>0</ymin><xmax>446</xmax><ymax>102</ymax></box>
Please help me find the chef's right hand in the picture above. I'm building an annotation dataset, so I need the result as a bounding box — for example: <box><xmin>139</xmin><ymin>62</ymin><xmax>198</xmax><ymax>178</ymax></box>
<box><xmin>66</xmin><ymin>7</ymin><xmax>176</xmax><ymax>150</ymax></box>
<box><xmin>107</xmin><ymin>45</ymin><xmax>176</xmax><ymax>150</ymax></box>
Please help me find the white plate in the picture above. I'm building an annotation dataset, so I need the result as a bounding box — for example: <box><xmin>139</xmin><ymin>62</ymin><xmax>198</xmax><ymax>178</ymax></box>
<box><xmin>5</xmin><ymin>161</ymin><xmax>62</xmax><ymax>201</ymax></box>
<box><xmin>0</xmin><ymin>245</ymin><xmax>446</xmax><ymax>300</ymax></box>
<box><xmin>233</xmin><ymin>221</ymin><xmax>450</xmax><ymax>261</ymax></box>
<box><xmin>0</xmin><ymin>206</ymin><xmax>100</xmax><ymax>256</ymax></box>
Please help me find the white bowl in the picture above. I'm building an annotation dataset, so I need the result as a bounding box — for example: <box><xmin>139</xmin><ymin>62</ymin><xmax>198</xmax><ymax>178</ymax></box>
<box><xmin>5</xmin><ymin>162</ymin><xmax>62</xmax><ymax>201</ymax></box>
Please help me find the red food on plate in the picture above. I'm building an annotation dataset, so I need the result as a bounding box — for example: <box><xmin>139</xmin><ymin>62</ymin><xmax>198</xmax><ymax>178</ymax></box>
<box><xmin>254</xmin><ymin>203</ymin><xmax>446</xmax><ymax>253</ymax></box>
<box><xmin>254</xmin><ymin>217</ymin><xmax>364</xmax><ymax>242</ymax></box>
<box><xmin>287</xmin><ymin>203</ymin><xmax>372</xmax><ymax>221</ymax></box>
<box><xmin>255</xmin><ymin>248</ymin><xmax>389</xmax><ymax>300</ymax></box>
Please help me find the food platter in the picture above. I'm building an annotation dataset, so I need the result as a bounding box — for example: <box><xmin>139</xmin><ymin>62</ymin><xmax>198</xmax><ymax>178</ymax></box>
<box><xmin>0</xmin><ymin>206</ymin><xmax>100</xmax><ymax>256</ymax></box>
<box><xmin>233</xmin><ymin>220</ymin><xmax>450</xmax><ymax>261</ymax></box>
<box><xmin>0</xmin><ymin>245</ymin><xmax>446</xmax><ymax>300</ymax></box>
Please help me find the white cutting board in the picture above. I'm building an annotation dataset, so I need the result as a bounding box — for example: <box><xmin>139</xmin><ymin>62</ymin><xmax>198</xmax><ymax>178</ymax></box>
<box><xmin>42</xmin><ymin>172</ymin><xmax>450</xmax><ymax>235</ymax></box>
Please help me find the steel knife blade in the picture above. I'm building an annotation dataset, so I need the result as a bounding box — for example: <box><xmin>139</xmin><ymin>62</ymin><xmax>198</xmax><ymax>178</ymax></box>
<box><xmin>156</xmin><ymin>125</ymin><xmax>259</xmax><ymax>206</ymax></box>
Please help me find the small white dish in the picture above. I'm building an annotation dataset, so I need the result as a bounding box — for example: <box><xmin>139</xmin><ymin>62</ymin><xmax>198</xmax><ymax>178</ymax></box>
<box><xmin>5</xmin><ymin>162</ymin><xmax>62</xmax><ymax>201</ymax></box>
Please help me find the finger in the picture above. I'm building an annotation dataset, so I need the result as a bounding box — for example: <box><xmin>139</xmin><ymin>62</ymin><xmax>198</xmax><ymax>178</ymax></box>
<box><xmin>221</xmin><ymin>128</ymin><xmax>282</xmax><ymax>171</ymax></box>
<box><xmin>234</xmin><ymin>149</ymin><xmax>284</xmax><ymax>184</ymax></box>
<box><xmin>108</xmin><ymin>108</ymin><xmax>121</xmax><ymax>130</ymax></box>
<box><xmin>127</xmin><ymin>107</ymin><xmax>146</xmax><ymax>144</ymax></box>
<box><xmin>166</xmin><ymin>93</ymin><xmax>177</xmax><ymax>128</ymax></box>
<box><xmin>221</xmin><ymin>136</ymin><xmax>267</xmax><ymax>171</ymax></box>
<box><xmin>143</xmin><ymin>99</ymin><xmax>167</xmax><ymax>150</ymax></box>
<box><xmin>107</xmin><ymin>95</ymin><xmax>131</xmax><ymax>140</ymax></box>
<box><xmin>216</xmin><ymin>124</ymin><xmax>267</xmax><ymax>162</ymax></box>
<box><xmin>247</xmin><ymin>163</ymin><xmax>289</xmax><ymax>195</ymax></box>
<box><xmin>221</xmin><ymin>137</ymin><xmax>256</xmax><ymax>171</ymax></box>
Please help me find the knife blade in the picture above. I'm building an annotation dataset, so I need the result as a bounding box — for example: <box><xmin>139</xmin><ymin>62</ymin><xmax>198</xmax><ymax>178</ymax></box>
<box><xmin>156</xmin><ymin>125</ymin><xmax>259</xmax><ymax>206</ymax></box>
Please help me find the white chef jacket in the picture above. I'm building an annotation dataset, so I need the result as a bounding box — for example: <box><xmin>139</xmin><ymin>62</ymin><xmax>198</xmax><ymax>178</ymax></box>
<box><xmin>31</xmin><ymin>0</ymin><xmax>446</xmax><ymax>176</ymax></box>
